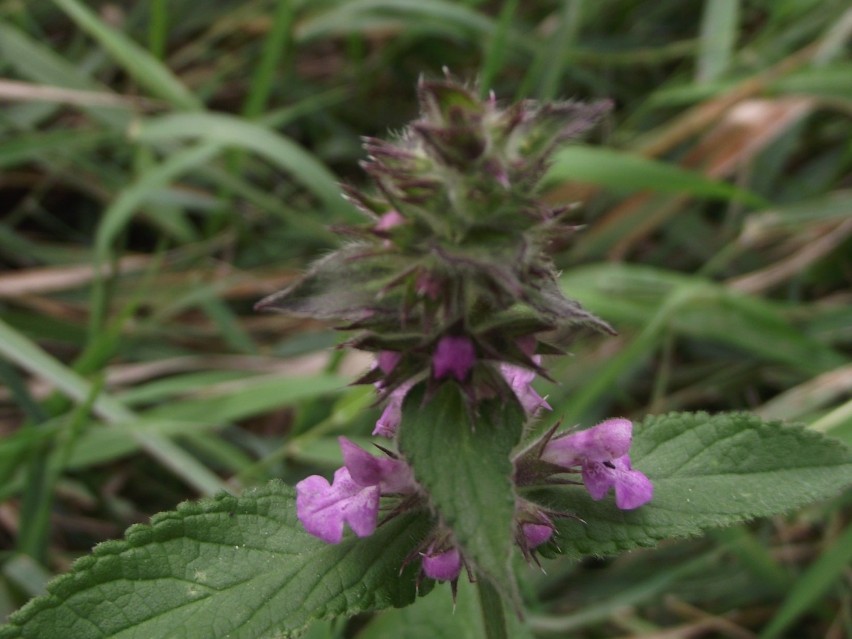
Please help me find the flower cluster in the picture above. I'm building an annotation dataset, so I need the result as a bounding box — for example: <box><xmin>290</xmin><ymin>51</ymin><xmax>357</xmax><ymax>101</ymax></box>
<box><xmin>374</xmin><ymin>335</ymin><xmax>549</xmax><ymax>439</ymax></box>
<box><xmin>296</xmin><ymin>343</ymin><xmax>652</xmax><ymax>582</ymax></box>
<box><xmin>296</xmin><ymin>417</ymin><xmax>651</xmax><ymax>581</ymax></box>
<box><xmin>261</xmin><ymin>76</ymin><xmax>653</xmax><ymax>585</ymax></box>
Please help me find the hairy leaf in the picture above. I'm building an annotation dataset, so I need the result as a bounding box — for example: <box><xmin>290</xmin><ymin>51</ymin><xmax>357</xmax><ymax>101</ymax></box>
<box><xmin>255</xmin><ymin>246</ymin><xmax>405</xmax><ymax>322</ymax></box>
<box><xmin>0</xmin><ymin>482</ymin><xmax>430</xmax><ymax>639</ymax></box>
<box><xmin>528</xmin><ymin>412</ymin><xmax>852</xmax><ymax>559</ymax></box>
<box><xmin>398</xmin><ymin>383</ymin><xmax>524</xmax><ymax>602</ymax></box>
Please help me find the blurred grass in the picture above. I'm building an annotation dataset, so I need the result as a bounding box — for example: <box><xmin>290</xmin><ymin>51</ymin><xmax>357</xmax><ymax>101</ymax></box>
<box><xmin>0</xmin><ymin>0</ymin><xmax>850</xmax><ymax>636</ymax></box>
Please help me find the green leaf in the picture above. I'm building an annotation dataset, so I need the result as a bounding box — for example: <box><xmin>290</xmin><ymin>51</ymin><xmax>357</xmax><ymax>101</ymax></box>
<box><xmin>560</xmin><ymin>264</ymin><xmax>846</xmax><ymax>376</ymax></box>
<box><xmin>398</xmin><ymin>384</ymin><xmax>524</xmax><ymax>602</ymax></box>
<box><xmin>296</xmin><ymin>0</ymin><xmax>499</xmax><ymax>43</ymax></box>
<box><xmin>134</xmin><ymin>113</ymin><xmax>354</xmax><ymax>219</ymax></box>
<box><xmin>0</xmin><ymin>317</ymin><xmax>226</xmax><ymax>496</ymax></box>
<box><xmin>773</xmin><ymin>64</ymin><xmax>852</xmax><ymax>101</ymax></box>
<box><xmin>0</xmin><ymin>23</ymin><xmax>129</xmax><ymax>129</ymax></box>
<box><xmin>0</xmin><ymin>129</ymin><xmax>115</xmax><ymax>169</ymax></box>
<box><xmin>95</xmin><ymin>142</ymin><xmax>222</xmax><ymax>259</ymax></box>
<box><xmin>50</xmin><ymin>0</ymin><xmax>201</xmax><ymax>110</ymax></box>
<box><xmin>543</xmin><ymin>145</ymin><xmax>769</xmax><ymax>207</ymax></box>
<box><xmin>0</xmin><ymin>482</ymin><xmax>431</xmax><ymax>639</ymax></box>
<box><xmin>696</xmin><ymin>0</ymin><xmax>740</xmax><ymax>83</ymax></box>
<box><xmin>759</xmin><ymin>521</ymin><xmax>852</xmax><ymax>639</ymax></box>
<box><xmin>527</xmin><ymin>412</ymin><xmax>852</xmax><ymax>559</ymax></box>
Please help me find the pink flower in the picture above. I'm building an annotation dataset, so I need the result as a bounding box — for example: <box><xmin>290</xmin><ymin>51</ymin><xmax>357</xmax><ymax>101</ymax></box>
<box><xmin>296</xmin><ymin>470</ymin><xmax>380</xmax><ymax>543</ymax></box>
<box><xmin>374</xmin><ymin>380</ymin><xmax>413</xmax><ymax>437</ymax></box>
<box><xmin>499</xmin><ymin>336</ymin><xmax>550</xmax><ymax>416</ymax></box>
<box><xmin>296</xmin><ymin>437</ymin><xmax>415</xmax><ymax>543</ymax></box>
<box><xmin>541</xmin><ymin>418</ymin><xmax>653</xmax><ymax>510</ymax></box>
<box><xmin>377</xmin><ymin>350</ymin><xmax>402</xmax><ymax>375</ymax></box>
<box><xmin>432</xmin><ymin>335</ymin><xmax>476</xmax><ymax>381</ymax></box>
<box><xmin>421</xmin><ymin>545</ymin><xmax>462</xmax><ymax>581</ymax></box>
<box><xmin>373</xmin><ymin>351</ymin><xmax>409</xmax><ymax>438</ymax></box>
<box><xmin>500</xmin><ymin>359</ymin><xmax>551</xmax><ymax>415</ymax></box>
<box><xmin>374</xmin><ymin>210</ymin><xmax>405</xmax><ymax>232</ymax></box>
<box><xmin>522</xmin><ymin>522</ymin><xmax>554</xmax><ymax>548</ymax></box>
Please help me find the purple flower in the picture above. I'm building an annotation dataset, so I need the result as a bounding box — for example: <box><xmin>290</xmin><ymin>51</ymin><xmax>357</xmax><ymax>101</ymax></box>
<box><xmin>432</xmin><ymin>335</ymin><xmax>476</xmax><ymax>381</ymax></box>
<box><xmin>296</xmin><ymin>470</ymin><xmax>379</xmax><ymax>543</ymax></box>
<box><xmin>377</xmin><ymin>350</ymin><xmax>402</xmax><ymax>375</ymax></box>
<box><xmin>296</xmin><ymin>437</ymin><xmax>415</xmax><ymax>543</ymax></box>
<box><xmin>374</xmin><ymin>380</ymin><xmax>413</xmax><ymax>437</ymax></box>
<box><xmin>499</xmin><ymin>336</ymin><xmax>550</xmax><ymax>415</ymax></box>
<box><xmin>372</xmin><ymin>351</ymin><xmax>409</xmax><ymax>438</ymax></box>
<box><xmin>541</xmin><ymin>418</ymin><xmax>653</xmax><ymax>510</ymax></box>
<box><xmin>522</xmin><ymin>522</ymin><xmax>554</xmax><ymax>548</ymax></box>
<box><xmin>421</xmin><ymin>545</ymin><xmax>462</xmax><ymax>581</ymax></box>
<box><xmin>500</xmin><ymin>359</ymin><xmax>551</xmax><ymax>415</ymax></box>
<box><xmin>582</xmin><ymin>454</ymin><xmax>653</xmax><ymax>510</ymax></box>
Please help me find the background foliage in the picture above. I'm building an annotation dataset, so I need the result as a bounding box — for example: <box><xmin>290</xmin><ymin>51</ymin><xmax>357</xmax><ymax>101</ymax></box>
<box><xmin>0</xmin><ymin>0</ymin><xmax>850</xmax><ymax>637</ymax></box>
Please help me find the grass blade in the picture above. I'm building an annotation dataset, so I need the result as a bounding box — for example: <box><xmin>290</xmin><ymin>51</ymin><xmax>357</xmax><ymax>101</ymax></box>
<box><xmin>697</xmin><ymin>0</ymin><xmax>740</xmax><ymax>83</ymax></box>
<box><xmin>0</xmin><ymin>318</ymin><xmax>227</xmax><ymax>496</ymax></box>
<box><xmin>95</xmin><ymin>142</ymin><xmax>220</xmax><ymax>258</ymax></box>
<box><xmin>135</xmin><ymin>112</ymin><xmax>354</xmax><ymax>218</ymax></box>
<box><xmin>243</xmin><ymin>0</ymin><xmax>295</xmax><ymax>118</ymax></box>
<box><xmin>760</xmin><ymin>523</ymin><xmax>852</xmax><ymax>639</ymax></box>
<box><xmin>544</xmin><ymin>145</ymin><xmax>769</xmax><ymax>207</ymax></box>
<box><xmin>50</xmin><ymin>0</ymin><xmax>201</xmax><ymax>109</ymax></box>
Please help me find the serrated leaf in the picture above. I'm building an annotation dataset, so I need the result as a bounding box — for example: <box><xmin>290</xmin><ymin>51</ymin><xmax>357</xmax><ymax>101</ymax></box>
<box><xmin>527</xmin><ymin>412</ymin><xmax>852</xmax><ymax>559</ymax></box>
<box><xmin>1</xmin><ymin>482</ymin><xmax>431</xmax><ymax>639</ymax></box>
<box><xmin>398</xmin><ymin>384</ymin><xmax>524</xmax><ymax>600</ymax></box>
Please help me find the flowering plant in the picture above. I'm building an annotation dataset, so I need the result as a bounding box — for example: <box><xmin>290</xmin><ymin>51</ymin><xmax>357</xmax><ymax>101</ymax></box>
<box><xmin>2</xmin><ymin>78</ymin><xmax>850</xmax><ymax>639</ymax></box>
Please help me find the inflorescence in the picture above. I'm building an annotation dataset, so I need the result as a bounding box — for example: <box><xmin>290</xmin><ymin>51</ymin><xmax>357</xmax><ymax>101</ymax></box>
<box><xmin>258</xmin><ymin>76</ymin><xmax>652</xmax><ymax>586</ymax></box>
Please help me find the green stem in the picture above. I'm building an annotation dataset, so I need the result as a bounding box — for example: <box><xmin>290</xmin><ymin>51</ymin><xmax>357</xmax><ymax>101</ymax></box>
<box><xmin>477</xmin><ymin>579</ymin><xmax>509</xmax><ymax>639</ymax></box>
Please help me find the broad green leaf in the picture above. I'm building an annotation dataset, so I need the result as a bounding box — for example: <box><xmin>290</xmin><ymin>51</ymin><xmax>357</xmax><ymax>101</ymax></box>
<box><xmin>543</xmin><ymin>145</ymin><xmax>768</xmax><ymax>207</ymax></box>
<box><xmin>0</xmin><ymin>482</ymin><xmax>431</xmax><ymax>639</ymax></box>
<box><xmin>527</xmin><ymin>412</ymin><xmax>852</xmax><ymax>559</ymax></box>
<box><xmin>398</xmin><ymin>384</ymin><xmax>524</xmax><ymax>602</ymax></box>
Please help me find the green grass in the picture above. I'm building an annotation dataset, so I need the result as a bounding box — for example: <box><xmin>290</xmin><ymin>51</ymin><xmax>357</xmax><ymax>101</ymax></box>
<box><xmin>0</xmin><ymin>0</ymin><xmax>850</xmax><ymax>636</ymax></box>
